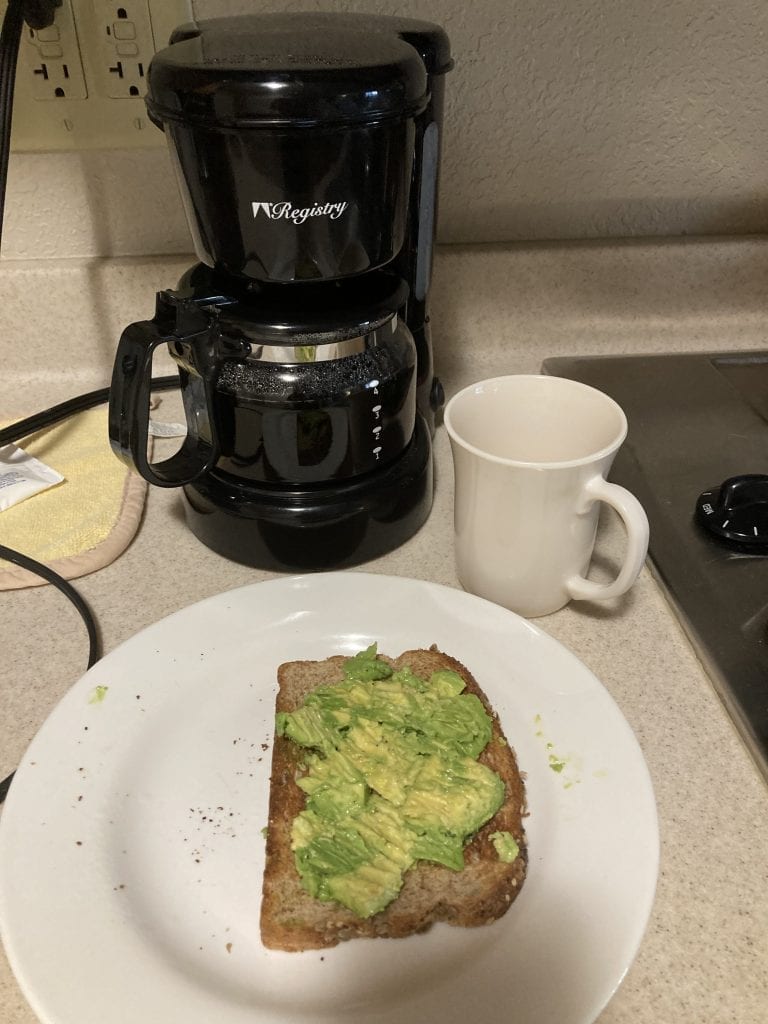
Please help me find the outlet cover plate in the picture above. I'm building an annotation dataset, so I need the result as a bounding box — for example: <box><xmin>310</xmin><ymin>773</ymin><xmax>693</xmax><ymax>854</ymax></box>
<box><xmin>7</xmin><ymin>0</ymin><xmax>192</xmax><ymax>152</ymax></box>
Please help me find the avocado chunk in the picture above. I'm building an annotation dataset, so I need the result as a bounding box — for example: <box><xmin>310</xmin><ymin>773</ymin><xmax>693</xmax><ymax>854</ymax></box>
<box><xmin>280</xmin><ymin>646</ymin><xmax>506</xmax><ymax>918</ymax></box>
<box><xmin>489</xmin><ymin>830</ymin><xmax>520</xmax><ymax>863</ymax></box>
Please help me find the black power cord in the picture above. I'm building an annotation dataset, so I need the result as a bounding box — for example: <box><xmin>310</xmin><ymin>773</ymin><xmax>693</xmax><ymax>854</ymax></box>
<box><xmin>0</xmin><ymin>541</ymin><xmax>100</xmax><ymax>804</ymax></box>
<box><xmin>0</xmin><ymin>375</ymin><xmax>180</xmax><ymax>802</ymax></box>
<box><xmin>0</xmin><ymin>385</ymin><xmax>183</xmax><ymax>807</ymax></box>
<box><xmin>21</xmin><ymin>0</ymin><xmax>62</xmax><ymax>31</ymax></box>
<box><xmin>0</xmin><ymin>374</ymin><xmax>180</xmax><ymax>448</ymax></box>
<box><xmin>0</xmin><ymin>1</ymin><xmax>24</xmax><ymax>248</ymax></box>
<box><xmin>0</xmin><ymin>3</ymin><xmax>62</xmax><ymax>239</ymax></box>
<box><xmin>0</xmin><ymin>0</ymin><xmax>179</xmax><ymax>803</ymax></box>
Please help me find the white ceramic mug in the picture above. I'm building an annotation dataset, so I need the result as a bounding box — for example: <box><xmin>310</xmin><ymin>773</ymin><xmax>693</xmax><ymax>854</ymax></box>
<box><xmin>444</xmin><ymin>375</ymin><xmax>650</xmax><ymax>618</ymax></box>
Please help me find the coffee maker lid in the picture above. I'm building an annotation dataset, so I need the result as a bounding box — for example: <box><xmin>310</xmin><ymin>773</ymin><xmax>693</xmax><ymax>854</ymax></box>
<box><xmin>146</xmin><ymin>12</ymin><xmax>451</xmax><ymax>129</ymax></box>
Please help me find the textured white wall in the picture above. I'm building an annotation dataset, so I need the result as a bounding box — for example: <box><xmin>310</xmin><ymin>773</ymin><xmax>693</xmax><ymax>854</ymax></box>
<box><xmin>4</xmin><ymin>0</ymin><xmax>768</xmax><ymax>259</ymax></box>
<box><xmin>206</xmin><ymin>0</ymin><xmax>768</xmax><ymax>241</ymax></box>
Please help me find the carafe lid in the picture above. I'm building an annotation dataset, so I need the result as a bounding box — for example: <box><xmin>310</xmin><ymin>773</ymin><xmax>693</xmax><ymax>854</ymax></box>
<box><xmin>146</xmin><ymin>12</ymin><xmax>451</xmax><ymax>129</ymax></box>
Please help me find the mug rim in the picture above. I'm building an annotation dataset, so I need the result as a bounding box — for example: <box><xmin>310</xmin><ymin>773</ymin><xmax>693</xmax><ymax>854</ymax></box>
<box><xmin>443</xmin><ymin>373</ymin><xmax>629</xmax><ymax>469</ymax></box>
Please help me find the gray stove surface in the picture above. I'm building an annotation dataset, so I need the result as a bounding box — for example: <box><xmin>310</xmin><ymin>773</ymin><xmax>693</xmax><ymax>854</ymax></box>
<box><xmin>545</xmin><ymin>350</ymin><xmax>768</xmax><ymax>783</ymax></box>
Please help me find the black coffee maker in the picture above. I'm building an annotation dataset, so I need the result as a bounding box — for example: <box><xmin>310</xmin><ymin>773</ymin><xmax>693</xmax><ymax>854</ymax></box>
<box><xmin>108</xmin><ymin>12</ymin><xmax>452</xmax><ymax>571</ymax></box>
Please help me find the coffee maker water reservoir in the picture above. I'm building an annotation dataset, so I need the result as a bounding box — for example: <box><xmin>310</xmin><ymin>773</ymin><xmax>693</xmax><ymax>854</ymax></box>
<box><xmin>108</xmin><ymin>13</ymin><xmax>452</xmax><ymax>571</ymax></box>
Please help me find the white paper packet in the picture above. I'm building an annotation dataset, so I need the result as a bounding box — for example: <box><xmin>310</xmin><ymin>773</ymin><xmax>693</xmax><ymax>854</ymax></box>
<box><xmin>148</xmin><ymin>420</ymin><xmax>186</xmax><ymax>438</ymax></box>
<box><xmin>0</xmin><ymin>443</ymin><xmax>64</xmax><ymax>511</ymax></box>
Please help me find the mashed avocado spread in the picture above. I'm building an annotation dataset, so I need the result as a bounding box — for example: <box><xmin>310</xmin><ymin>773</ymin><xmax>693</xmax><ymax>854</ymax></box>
<box><xmin>275</xmin><ymin>645</ymin><xmax>506</xmax><ymax>919</ymax></box>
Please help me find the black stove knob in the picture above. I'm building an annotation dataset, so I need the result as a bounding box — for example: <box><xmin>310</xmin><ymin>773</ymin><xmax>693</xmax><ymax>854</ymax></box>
<box><xmin>696</xmin><ymin>474</ymin><xmax>768</xmax><ymax>552</ymax></box>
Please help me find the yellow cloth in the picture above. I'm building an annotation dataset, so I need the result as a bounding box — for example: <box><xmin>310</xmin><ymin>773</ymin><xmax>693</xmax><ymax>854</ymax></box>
<box><xmin>0</xmin><ymin>406</ymin><xmax>147</xmax><ymax>590</ymax></box>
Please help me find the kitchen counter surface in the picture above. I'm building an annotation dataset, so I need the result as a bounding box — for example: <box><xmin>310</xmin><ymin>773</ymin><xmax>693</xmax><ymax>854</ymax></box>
<box><xmin>1</xmin><ymin>237</ymin><xmax>767</xmax><ymax>1023</ymax></box>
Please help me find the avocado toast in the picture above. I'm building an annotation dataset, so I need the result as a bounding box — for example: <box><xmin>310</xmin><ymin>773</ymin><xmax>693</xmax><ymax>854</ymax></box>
<box><xmin>260</xmin><ymin>645</ymin><xmax>528</xmax><ymax>951</ymax></box>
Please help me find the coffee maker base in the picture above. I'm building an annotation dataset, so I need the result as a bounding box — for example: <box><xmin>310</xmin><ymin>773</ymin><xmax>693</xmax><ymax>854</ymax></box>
<box><xmin>181</xmin><ymin>417</ymin><xmax>434</xmax><ymax>572</ymax></box>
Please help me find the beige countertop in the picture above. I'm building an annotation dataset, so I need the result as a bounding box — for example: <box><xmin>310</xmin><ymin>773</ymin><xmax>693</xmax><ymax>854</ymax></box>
<box><xmin>1</xmin><ymin>238</ymin><xmax>767</xmax><ymax>1023</ymax></box>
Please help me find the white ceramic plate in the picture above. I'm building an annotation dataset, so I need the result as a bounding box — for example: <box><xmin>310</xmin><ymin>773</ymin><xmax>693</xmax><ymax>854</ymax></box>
<box><xmin>0</xmin><ymin>573</ymin><xmax>658</xmax><ymax>1024</ymax></box>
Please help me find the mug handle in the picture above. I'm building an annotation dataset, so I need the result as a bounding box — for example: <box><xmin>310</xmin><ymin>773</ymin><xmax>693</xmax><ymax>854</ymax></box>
<box><xmin>565</xmin><ymin>476</ymin><xmax>650</xmax><ymax>603</ymax></box>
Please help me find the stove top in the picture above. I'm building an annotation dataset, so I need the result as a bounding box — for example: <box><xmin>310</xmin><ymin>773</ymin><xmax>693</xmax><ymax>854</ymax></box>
<box><xmin>545</xmin><ymin>349</ymin><xmax>768</xmax><ymax>783</ymax></box>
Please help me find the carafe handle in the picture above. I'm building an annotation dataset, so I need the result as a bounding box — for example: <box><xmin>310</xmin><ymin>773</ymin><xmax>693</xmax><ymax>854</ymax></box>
<box><xmin>108</xmin><ymin>291</ymin><xmax>221</xmax><ymax>487</ymax></box>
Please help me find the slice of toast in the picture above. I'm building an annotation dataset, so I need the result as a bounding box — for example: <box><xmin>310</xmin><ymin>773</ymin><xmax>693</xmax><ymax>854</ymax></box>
<box><xmin>260</xmin><ymin>646</ymin><xmax>528</xmax><ymax>951</ymax></box>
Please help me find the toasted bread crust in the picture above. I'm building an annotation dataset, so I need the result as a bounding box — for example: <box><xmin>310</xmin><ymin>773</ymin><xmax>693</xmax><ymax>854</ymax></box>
<box><xmin>260</xmin><ymin>647</ymin><xmax>528</xmax><ymax>951</ymax></box>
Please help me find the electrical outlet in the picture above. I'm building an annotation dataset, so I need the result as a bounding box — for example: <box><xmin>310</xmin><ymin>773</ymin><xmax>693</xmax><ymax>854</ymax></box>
<box><xmin>94</xmin><ymin>0</ymin><xmax>156</xmax><ymax>99</ymax></box>
<box><xmin>22</xmin><ymin>0</ymin><xmax>87</xmax><ymax>100</ymax></box>
<box><xmin>6</xmin><ymin>0</ymin><xmax>192</xmax><ymax>152</ymax></box>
